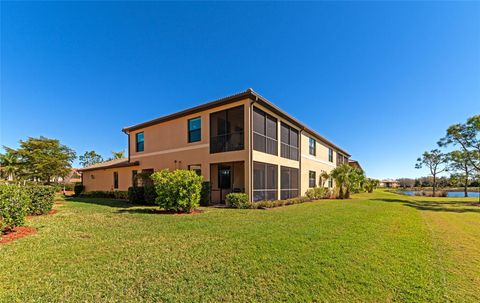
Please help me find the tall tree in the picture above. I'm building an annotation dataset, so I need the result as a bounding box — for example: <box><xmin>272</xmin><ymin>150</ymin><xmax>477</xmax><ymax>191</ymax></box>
<box><xmin>439</xmin><ymin>115</ymin><xmax>480</xmax><ymax>171</ymax></box>
<box><xmin>448</xmin><ymin>150</ymin><xmax>475</xmax><ymax>197</ymax></box>
<box><xmin>5</xmin><ymin>136</ymin><xmax>76</xmax><ymax>183</ymax></box>
<box><xmin>415</xmin><ymin>149</ymin><xmax>448</xmax><ymax>196</ymax></box>
<box><xmin>0</xmin><ymin>151</ymin><xmax>19</xmax><ymax>180</ymax></box>
<box><xmin>79</xmin><ymin>150</ymin><xmax>104</xmax><ymax>167</ymax></box>
<box><xmin>111</xmin><ymin>150</ymin><xmax>125</xmax><ymax>159</ymax></box>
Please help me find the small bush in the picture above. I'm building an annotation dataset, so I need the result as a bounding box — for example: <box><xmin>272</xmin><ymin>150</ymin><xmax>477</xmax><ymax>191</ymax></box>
<box><xmin>143</xmin><ymin>185</ymin><xmax>157</xmax><ymax>205</ymax></box>
<box><xmin>74</xmin><ymin>183</ymin><xmax>84</xmax><ymax>196</ymax></box>
<box><xmin>226</xmin><ymin>193</ymin><xmax>249</xmax><ymax>208</ymax></box>
<box><xmin>151</xmin><ymin>169</ymin><xmax>203</xmax><ymax>213</ymax></box>
<box><xmin>200</xmin><ymin>181</ymin><xmax>211</xmax><ymax>206</ymax></box>
<box><xmin>26</xmin><ymin>185</ymin><xmax>55</xmax><ymax>215</ymax></box>
<box><xmin>0</xmin><ymin>185</ymin><xmax>29</xmax><ymax>232</ymax></box>
<box><xmin>113</xmin><ymin>191</ymin><xmax>129</xmax><ymax>200</ymax></box>
<box><xmin>305</xmin><ymin>187</ymin><xmax>330</xmax><ymax>200</ymax></box>
<box><xmin>128</xmin><ymin>186</ymin><xmax>145</xmax><ymax>204</ymax></box>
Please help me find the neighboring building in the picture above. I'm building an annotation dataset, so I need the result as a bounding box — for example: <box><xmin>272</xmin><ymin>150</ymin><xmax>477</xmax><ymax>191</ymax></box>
<box><xmin>348</xmin><ymin>159</ymin><xmax>363</xmax><ymax>172</ymax></box>
<box><xmin>79</xmin><ymin>89</ymin><xmax>353</xmax><ymax>203</ymax></box>
<box><xmin>379</xmin><ymin>179</ymin><xmax>400</xmax><ymax>188</ymax></box>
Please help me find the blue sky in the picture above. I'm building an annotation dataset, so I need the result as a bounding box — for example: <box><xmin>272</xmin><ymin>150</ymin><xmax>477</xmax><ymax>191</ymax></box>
<box><xmin>1</xmin><ymin>2</ymin><xmax>479</xmax><ymax>179</ymax></box>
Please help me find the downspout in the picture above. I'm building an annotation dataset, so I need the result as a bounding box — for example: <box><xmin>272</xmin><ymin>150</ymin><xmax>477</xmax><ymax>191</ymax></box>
<box><xmin>299</xmin><ymin>128</ymin><xmax>305</xmax><ymax>197</ymax></box>
<box><xmin>250</xmin><ymin>97</ymin><xmax>258</xmax><ymax>202</ymax></box>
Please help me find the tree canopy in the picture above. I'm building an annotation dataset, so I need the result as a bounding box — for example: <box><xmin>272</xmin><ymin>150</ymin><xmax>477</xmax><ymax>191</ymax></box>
<box><xmin>79</xmin><ymin>150</ymin><xmax>104</xmax><ymax>167</ymax></box>
<box><xmin>2</xmin><ymin>136</ymin><xmax>76</xmax><ymax>183</ymax></box>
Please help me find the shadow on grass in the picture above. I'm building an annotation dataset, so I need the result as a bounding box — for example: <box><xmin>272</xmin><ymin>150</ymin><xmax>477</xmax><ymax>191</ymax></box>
<box><xmin>371</xmin><ymin>198</ymin><xmax>480</xmax><ymax>214</ymax></box>
<box><xmin>116</xmin><ymin>208</ymin><xmax>204</xmax><ymax>215</ymax></box>
<box><xmin>65</xmin><ymin>197</ymin><xmax>134</xmax><ymax>208</ymax></box>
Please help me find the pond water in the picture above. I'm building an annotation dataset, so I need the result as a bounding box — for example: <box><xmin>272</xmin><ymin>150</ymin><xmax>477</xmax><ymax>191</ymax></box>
<box><xmin>400</xmin><ymin>191</ymin><xmax>480</xmax><ymax>198</ymax></box>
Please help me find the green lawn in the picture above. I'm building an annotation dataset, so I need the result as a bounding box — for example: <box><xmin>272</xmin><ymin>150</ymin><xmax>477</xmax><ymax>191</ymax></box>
<box><xmin>1</xmin><ymin>190</ymin><xmax>479</xmax><ymax>302</ymax></box>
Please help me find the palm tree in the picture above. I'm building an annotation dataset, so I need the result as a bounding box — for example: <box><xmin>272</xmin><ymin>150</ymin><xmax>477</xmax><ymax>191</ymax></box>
<box><xmin>364</xmin><ymin>178</ymin><xmax>380</xmax><ymax>193</ymax></box>
<box><xmin>111</xmin><ymin>150</ymin><xmax>125</xmax><ymax>159</ymax></box>
<box><xmin>330</xmin><ymin>164</ymin><xmax>365</xmax><ymax>199</ymax></box>
<box><xmin>0</xmin><ymin>151</ymin><xmax>19</xmax><ymax>181</ymax></box>
<box><xmin>320</xmin><ymin>170</ymin><xmax>330</xmax><ymax>187</ymax></box>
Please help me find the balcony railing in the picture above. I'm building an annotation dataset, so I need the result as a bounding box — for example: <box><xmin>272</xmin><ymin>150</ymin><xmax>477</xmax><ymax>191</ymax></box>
<box><xmin>210</xmin><ymin>131</ymin><xmax>244</xmax><ymax>153</ymax></box>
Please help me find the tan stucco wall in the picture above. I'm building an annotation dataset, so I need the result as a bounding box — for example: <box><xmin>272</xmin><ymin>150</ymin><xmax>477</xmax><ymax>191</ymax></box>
<box><xmin>85</xmin><ymin>99</ymin><xmax>252</xmax><ymax>197</ymax></box>
<box><xmin>300</xmin><ymin>131</ymin><xmax>339</xmax><ymax>195</ymax></box>
<box><xmin>82</xmin><ymin>166</ymin><xmax>137</xmax><ymax>192</ymax></box>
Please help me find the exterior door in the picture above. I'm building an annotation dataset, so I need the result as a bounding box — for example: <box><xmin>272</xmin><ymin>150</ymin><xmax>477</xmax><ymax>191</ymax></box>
<box><xmin>218</xmin><ymin>165</ymin><xmax>232</xmax><ymax>203</ymax></box>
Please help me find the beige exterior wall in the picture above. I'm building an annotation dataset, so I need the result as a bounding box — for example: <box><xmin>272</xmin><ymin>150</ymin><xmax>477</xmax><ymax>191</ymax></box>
<box><xmin>84</xmin><ymin>99</ymin><xmax>252</xmax><ymax>199</ymax></box>
<box><xmin>82</xmin><ymin>166</ymin><xmax>138</xmax><ymax>192</ymax></box>
<box><xmin>83</xmin><ymin>96</ymin><xmax>350</xmax><ymax>201</ymax></box>
<box><xmin>300</xmin><ymin>132</ymin><xmax>337</xmax><ymax>195</ymax></box>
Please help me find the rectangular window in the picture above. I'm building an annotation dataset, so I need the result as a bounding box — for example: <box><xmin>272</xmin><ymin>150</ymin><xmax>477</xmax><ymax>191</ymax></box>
<box><xmin>328</xmin><ymin>177</ymin><xmax>333</xmax><ymax>188</ymax></box>
<box><xmin>113</xmin><ymin>172</ymin><xmax>119</xmax><ymax>189</ymax></box>
<box><xmin>132</xmin><ymin>170</ymin><xmax>137</xmax><ymax>187</ymax></box>
<box><xmin>210</xmin><ymin>106</ymin><xmax>244</xmax><ymax>153</ymax></box>
<box><xmin>328</xmin><ymin>148</ymin><xmax>333</xmax><ymax>162</ymax></box>
<box><xmin>253</xmin><ymin>107</ymin><xmax>278</xmax><ymax>155</ymax></box>
<box><xmin>309</xmin><ymin>137</ymin><xmax>316</xmax><ymax>156</ymax></box>
<box><xmin>135</xmin><ymin>132</ymin><xmax>144</xmax><ymax>152</ymax></box>
<box><xmin>253</xmin><ymin>161</ymin><xmax>278</xmax><ymax>202</ymax></box>
<box><xmin>188</xmin><ymin>117</ymin><xmax>201</xmax><ymax>143</ymax></box>
<box><xmin>188</xmin><ymin>164</ymin><xmax>202</xmax><ymax>176</ymax></box>
<box><xmin>280</xmin><ymin>166</ymin><xmax>299</xmax><ymax>200</ymax></box>
<box><xmin>337</xmin><ymin>152</ymin><xmax>346</xmax><ymax>166</ymax></box>
<box><xmin>280</xmin><ymin>123</ymin><xmax>299</xmax><ymax>161</ymax></box>
<box><xmin>309</xmin><ymin>171</ymin><xmax>316</xmax><ymax>188</ymax></box>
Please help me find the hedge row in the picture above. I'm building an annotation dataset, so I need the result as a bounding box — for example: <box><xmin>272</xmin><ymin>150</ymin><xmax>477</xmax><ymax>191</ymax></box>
<box><xmin>0</xmin><ymin>184</ymin><xmax>56</xmax><ymax>233</ymax></box>
<box><xmin>79</xmin><ymin>191</ymin><xmax>129</xmax><ymax>200</ymax></box>
<box><xmin>226</xmin><ymin>192</ymin><xmax>332</xmax><ymax>209</ymax></box>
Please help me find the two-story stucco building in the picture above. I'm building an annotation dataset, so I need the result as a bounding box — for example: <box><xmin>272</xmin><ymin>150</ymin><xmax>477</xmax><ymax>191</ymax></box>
<box><xmin>80</xmin><ymin>89</ymin><xmax>352</xmax><ymax>203</ymax></box>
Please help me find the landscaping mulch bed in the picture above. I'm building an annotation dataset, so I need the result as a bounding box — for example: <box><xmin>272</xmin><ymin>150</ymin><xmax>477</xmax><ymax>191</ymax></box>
<box><xmin>0</xmin><ymin>227</ymin><xmax>37</xmax><ymax>245</ymax></box>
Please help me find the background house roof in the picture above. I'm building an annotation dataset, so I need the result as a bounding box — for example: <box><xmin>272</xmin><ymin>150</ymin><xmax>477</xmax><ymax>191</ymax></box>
<box><xmin>78</xmin><ymin>158</ymin><xmax>139</xmax><ymax>172</ymax></box>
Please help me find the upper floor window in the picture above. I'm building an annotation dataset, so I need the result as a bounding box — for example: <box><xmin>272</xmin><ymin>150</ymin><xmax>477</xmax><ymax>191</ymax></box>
<box><xmin>309</xmin><ymin>137</ymin><xmax>316</xmax><ymax>156</ymax></box>
<box><xmin>337</xmin><ymin>152</ymin><xmax>346</xmax><ymax>166</ymax></box>
<box><xmin>309</xmin><ymin>171</ymin><xmax>316</xmax><ymax>188</ymax></box>
<box><xmin>280</xmin><ymin>123</ymin><xmax>299</xmax><ymax>161</ymax></box>
<box><xmin>328</xmin><ymin>148</ymin><xmax>333</xmax><ymax>162</ymax></box>
<box><xmin>188</xmin><ymin>117</ymin><xmax>201</xmax><ymax>143</ymax></box>
<box><xmin>253</xmin><ymin>107</ymin><xmax>278</xmax><ymax>155</ymax></box>
<box><xmin>188</xmin><ymin>164</ymin><xmax>202</xmax><ymax>176</ymax></box>
<box><xmin>210</xmin><ymin>106</ymin><xmax>244</xmax><ymax>153</ymax></box>
<box><xmin>135</xmin><ymin>132</ymin><xmax>144</xmax><ymax>152</ymax></box>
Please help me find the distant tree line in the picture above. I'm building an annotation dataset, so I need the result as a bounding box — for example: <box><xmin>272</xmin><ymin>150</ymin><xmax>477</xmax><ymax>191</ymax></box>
<box><xmin>415</xmin><ymin>114</ymin><xmax>479</xmax><ymax>197</ymax></box>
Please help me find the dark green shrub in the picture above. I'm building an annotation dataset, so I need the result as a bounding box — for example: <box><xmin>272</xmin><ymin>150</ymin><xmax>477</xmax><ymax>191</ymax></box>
<box><xmin>151</xmin><ymin>169</ymin><xmax>202</xmax><ymax>213</ymax></box>
<box><xmin>200</xmin><ymin>181</ymin><xmax>211</xmax><ymax>206</ymax></box>
<box><xmin>79</xmin><ymin>191</ymin><xmax>114</xmax><ymax>198</ymax></box>
<box><xmin>143</xmin><ymin>186</ymin><xmax>157</xmax><ymax>205</ymax></box>
<box><xmin>63</xmin><ymin>183</ymin><xmax>75</xmax><ymax>191</ymax></box>
<box><xmin>0</xmin><ymin>185</ymin><xmax>29</xmax><ymax>232</ymax></box>
<box><xmin>128</xmin><ymin>186</ymin><xmax>145</xmax><ymax>204</ymax></box>
<box><xmin>26</xmin><ymin>185</ymin><xmax>55</xmax><ymax>215</ymax></box>
<box><xmin>113</xmin><ymin>191</ymin><xmax>128</xmax><ymax>200</ymax></box>
<box><xmin>226</xmin><ymin>193</ymin><xmax>249</xmax><ymax>208</ymax></box>
<box><xmin>74</xmin><ymin>183</ymin><xmax>84</xmax><ymax>196</ymax></box>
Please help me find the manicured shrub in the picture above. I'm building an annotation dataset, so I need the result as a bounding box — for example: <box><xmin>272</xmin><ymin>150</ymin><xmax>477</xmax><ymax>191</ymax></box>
<box><xmin>226</xmin><ymin>193</ymin><xmax>249</xmax><ymax>208</ymax></box>
<box><xmin>0</xmin><ymin>185</ymin><xmax>29</xmax><ymax>232</ymax></box>
<box><xmin>128</xmin><ymin>186</ymin><xmax>145</xmax><ymax>204</ymax></box>
<box><xmin>143</xmin><ymin>185</ymin><xmax>157</xmax><ymax>205</ymax></box>
<box><xmin>113</xmin><ymin>191</ymin><xmax>129</xmax><ymax>200</ymax></box>
<box><xmin>253</xmin><ymin>196</ymin><xmax>313</xmax><ymax>209</ymax></box>
<box><xmin>305</xmin><ymin>187</ymin><xmax>330</xmax><ymax>200</ymax></box>
<box><xmin>200</xmin><ymin>181</ymin><xmax>211</xmax><ymax>206</ymax></box>
<box><xmin>151</xmin><ymin>169</ymin><xmax>203</xmax><ymax>213</ymax></box>
<box><xmin>74</xmin><ymin>183</ymin><xmax>84</xmax><ymax>196</ymax></box>
<box><xmin>25</xmin><ymin>185</ymin><xmax>55</xmax><ymax>215</ymax></box>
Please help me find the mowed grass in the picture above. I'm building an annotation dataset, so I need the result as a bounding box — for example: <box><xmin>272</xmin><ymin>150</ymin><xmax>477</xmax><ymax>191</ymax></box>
<box><xmin>0</xmin><ymin>191</ymin><xmax>479</xmax><ymax>302</ymax></box>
